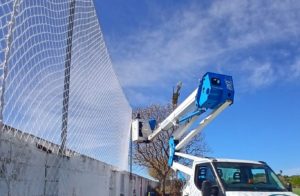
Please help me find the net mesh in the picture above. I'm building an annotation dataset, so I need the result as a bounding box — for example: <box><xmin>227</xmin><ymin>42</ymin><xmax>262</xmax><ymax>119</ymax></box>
<box><xmin>0</xmin><ymin>0</ymin><xmax>131</xmax><ymax>170</ymax></box>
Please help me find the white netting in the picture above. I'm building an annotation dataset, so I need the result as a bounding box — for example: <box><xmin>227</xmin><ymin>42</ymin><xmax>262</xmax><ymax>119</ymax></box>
<box><xmin>0</xmin><ymin>0</ymin><xmax>131</xmax><ymax>170</ymax></box>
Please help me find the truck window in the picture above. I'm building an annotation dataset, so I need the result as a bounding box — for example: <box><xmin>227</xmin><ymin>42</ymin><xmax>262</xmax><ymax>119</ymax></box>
<box><xmin>195</xmin><ymin>164</ymin><xmax>217</xmax><ymax>190</ymax></box>
<box><xmin>217</xmin><ymin>167</ymin><xmax>241</xmax><ymax>184</ymax></box>
<box><xmin>214</xmin><ymin>162</ymin><xmax>286</xmax><ymax>192</ymax></box>
<box><xmin>251</xmin><ymin>168</ymin><xmax>267</xmax><ymax>184</ymax></box>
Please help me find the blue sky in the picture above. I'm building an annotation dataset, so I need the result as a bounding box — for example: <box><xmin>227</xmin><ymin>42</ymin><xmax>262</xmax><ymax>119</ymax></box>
<box><xmin>94</xmin><ymin>0</ymin><xmax>300</xmax><ymax>175</ymax></box>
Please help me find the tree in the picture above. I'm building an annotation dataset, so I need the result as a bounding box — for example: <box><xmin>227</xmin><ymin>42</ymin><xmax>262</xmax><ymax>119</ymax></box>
<box><xmin>132</xmin><ymin>104</ymin><xmax>209</xmax><ymax>195</ymax></box>
<box><xmin>290</xmin><ymin>175</ymin><xmax>300</xmax><ymax>187</ymax></box>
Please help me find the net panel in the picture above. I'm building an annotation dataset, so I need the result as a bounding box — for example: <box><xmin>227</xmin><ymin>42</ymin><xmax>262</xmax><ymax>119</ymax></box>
<box><xmin>0</xmin><ymin>0</ymin><xmax>131</xmax><ymax>170</ymax></box>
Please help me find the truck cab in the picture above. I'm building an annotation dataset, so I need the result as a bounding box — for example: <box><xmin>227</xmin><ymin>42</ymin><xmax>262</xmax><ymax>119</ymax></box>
<box><xmin>183</xmin><ymin>158</ymin><xmax>297</xmax><ymax>196</ymax></box>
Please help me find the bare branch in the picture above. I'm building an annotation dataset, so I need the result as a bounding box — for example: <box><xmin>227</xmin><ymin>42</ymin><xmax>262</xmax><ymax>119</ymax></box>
<box><xmin>132</xmin><ymin>103</ymin><xmax>210</xmax><ymax>195</ymax></box>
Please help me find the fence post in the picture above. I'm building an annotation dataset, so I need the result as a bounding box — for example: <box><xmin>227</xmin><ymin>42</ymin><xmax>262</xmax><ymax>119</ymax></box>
<box><xmin>60</xmin><ymin>0</ymin><xmax>76</xmax><ymax>155</ymax></box>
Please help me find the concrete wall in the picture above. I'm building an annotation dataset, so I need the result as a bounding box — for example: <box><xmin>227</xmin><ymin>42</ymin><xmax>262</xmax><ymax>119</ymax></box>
<box><xmin>0</xmin><ymin>126</ymin><xmax>158</xmax><ymax>196</ymax></box>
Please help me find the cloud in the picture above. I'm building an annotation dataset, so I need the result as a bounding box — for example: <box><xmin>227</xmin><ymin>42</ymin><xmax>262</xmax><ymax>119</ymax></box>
<box><xmin>290</xmin><ymin>58</ymin><xmax>300</xmax><ymax>78</ymax></box>
<box><xmin>108</xmin><ymin>0</ymin><xmax>300</xmax><ymax>105</ymax></box>
<box><xmin>248</xmin><ymin>63</ymin><xmax>275</xmax><ymax>88</ymax></box>
<box><xmin>233</xmin><ymin>59</ymin><xmax>276</xmax><ymax>91</ymax></box>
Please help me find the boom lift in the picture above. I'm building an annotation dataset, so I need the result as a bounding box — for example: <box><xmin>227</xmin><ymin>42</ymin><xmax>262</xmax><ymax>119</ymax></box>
<box><xmin>132</xmin><ymin>72</ymin><xmax>295</xmax><ymax>196</ymax></box>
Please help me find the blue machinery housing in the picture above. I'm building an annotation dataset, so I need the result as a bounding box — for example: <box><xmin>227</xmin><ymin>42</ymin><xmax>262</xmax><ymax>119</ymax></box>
<box><xmin>168</xmin><ymin>72</ymin><xmax>235</xmax><ymax>166</ymax></box>
<box><xmin>196</xmin><ymin>72</ymin><xmax>234</xmax><ymax>109</ymax></box>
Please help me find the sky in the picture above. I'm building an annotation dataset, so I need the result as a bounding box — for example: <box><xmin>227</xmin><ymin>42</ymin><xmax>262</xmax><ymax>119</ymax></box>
<box><xmin>94</xmin><ymin>0</ymin><xmax>300</xmax><ymax>176</ymax></box>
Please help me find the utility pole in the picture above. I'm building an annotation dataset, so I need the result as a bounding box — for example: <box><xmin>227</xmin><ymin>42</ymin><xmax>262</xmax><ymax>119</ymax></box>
<box><xmin>171</xmin><ymin>81</ymin><xmax>182</xmax><ymax>189</ymax></box>
<box><xmin>60</xmin><ymin>0</ymin><xmax>76</xmax><ymax>155</ymax></box>
<box><xmin>172</xmin><ymin>81</ymin><xmax>182</xmax><ymax>110</ymax></box>
<box><xmin>129</xmin><ymin>123</ymin><xmax>133</xmax><ymax>180</ymax></box>
<box><xmin>129</xmin><ymin>123</ymin><xmax>133</xmax><ymax>195</ymax></box>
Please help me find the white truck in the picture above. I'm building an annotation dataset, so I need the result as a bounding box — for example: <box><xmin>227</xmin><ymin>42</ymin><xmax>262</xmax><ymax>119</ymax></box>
<box><xmin>132</xmin><ymin>72</ymin><xmax>296</xmax><ymax>196</ymax></box>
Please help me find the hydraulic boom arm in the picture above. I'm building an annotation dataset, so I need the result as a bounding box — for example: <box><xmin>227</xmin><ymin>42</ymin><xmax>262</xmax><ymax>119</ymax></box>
<box><xmin>131</xmin><ymin>72</ymin><xmax>234</xmax><ymax>173</ymax></box>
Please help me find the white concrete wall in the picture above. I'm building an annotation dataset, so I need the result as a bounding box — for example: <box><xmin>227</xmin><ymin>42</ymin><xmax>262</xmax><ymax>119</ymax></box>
<box><xmin>0</xmin><ymin>126</ymin><xmax>158</xmax><ymax>196</ymax></box>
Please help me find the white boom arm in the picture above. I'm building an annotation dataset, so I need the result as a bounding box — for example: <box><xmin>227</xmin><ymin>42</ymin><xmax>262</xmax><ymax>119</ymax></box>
<box><xmin>175</xmin><ymin>100</ymin><xmax>231</xmax><ymax>150</ymax></box>
<box><xmin>131</xmin><ymin>72</ymin><xmax>234</xmax><ymax>176</ymax></box>
<box><xmin>148</xmin><ymin>89</ymin><xmax>198</xmax><ymax>141</ymax></box>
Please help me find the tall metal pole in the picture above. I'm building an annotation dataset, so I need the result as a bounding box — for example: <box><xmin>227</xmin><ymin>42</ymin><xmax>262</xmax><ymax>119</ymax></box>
<box><xmin>129</xmin><ymin>124</ymin><xmax>133</xmax><ymax>195</ymax></box>
<box><xmin>130</xmin><ymin>127</ymin><xmax>133</xmax><ymax>180</ymax></box>
<box><xmin>60</xmin><ymin>0</ymin><xmax>76</xmax><ymax>155</ymax></box>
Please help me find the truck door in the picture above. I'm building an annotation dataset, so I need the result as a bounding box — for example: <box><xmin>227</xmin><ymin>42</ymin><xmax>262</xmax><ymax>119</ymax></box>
<box><xmin>194</xmin><ymin>163</ymin><xmax>223</xmax><ymax>196</ymax></box>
